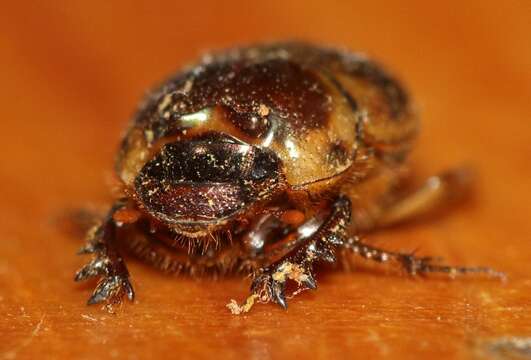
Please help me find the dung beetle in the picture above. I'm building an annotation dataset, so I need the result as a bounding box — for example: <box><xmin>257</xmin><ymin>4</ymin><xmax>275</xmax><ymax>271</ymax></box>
<box><xmin>75</xmin><ymin>42</ymin><xmax>501</xmax><ymax>312</ymax></box>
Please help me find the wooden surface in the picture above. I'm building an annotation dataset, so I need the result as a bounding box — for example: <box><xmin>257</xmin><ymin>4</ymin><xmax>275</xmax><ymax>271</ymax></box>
<box><xmin>1</xmin><ymin>1</ymin><xmax>530</xmax><ymax>359</ymax></box>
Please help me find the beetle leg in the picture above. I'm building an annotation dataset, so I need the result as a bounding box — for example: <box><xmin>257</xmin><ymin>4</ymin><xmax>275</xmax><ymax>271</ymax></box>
<box><xmin>75</xmin><ymin>199</ymin><xmax>135</xmax><ymax>305</ymax></box>
<box><xmin>250</xmin><ymin>196</ymin><xmax>351</xmax><ymax>309</ymax></box>
<box><xmin>377</xmin><ymin>166</ymin><xmax>474</xmax><ymax>227</ymax></box>
<box><xmin>343</xmin><ymin>236</ymin><xmax>505</xmax><ymax>278</ymax></box>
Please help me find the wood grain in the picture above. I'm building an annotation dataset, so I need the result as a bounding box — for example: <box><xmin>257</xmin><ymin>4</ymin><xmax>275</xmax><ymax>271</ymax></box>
<box><xmin>1</xmin><ymin>1</ymin><xmax>530</xmax><ymax>359</ymax></box>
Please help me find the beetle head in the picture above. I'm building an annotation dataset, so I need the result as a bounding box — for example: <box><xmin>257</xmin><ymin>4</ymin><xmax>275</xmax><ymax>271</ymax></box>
<box><xmin>134</xmin><ymin>133</ymin><xmax>284</xmax><ymax>237</ymax></box>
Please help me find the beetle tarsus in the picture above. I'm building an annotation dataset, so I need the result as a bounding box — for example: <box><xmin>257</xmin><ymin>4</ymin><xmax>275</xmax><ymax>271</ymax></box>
<box><xmin>77</xmin><ymin>242</ymin><xmax>101</xmax><ymax>255</ymax></box>
<box><xmin>344</xmin><ymin>237</ymin><xmax>504</xmax><ymax>279</ymax></box>
<box><xmin>271</xmin><ymin>279</ymin><xmax>288</xmax><ymax>309</ymax></box>
<box><xmin>75</xmin><ymin>200</ymin><xmax>135</xmax><ymax>306</ymax></box>
<box><xmin>87</xmin><ymin>275</ymin><xmax>135</xmax><ymax>305</ymax></box>
<box><xmin>301</xmin><ymin>273</ymin><xmax>317</xmax><ymax>290</ymax></box>
<box><xmin>398</xmin><ymin>255</ymin><xmax>505</xmax><ymax>279</ymax></box>
<box><xmin>74</xmin><ymin>257</ymin><xmax>110</xmax><ymax>281</ymax></box>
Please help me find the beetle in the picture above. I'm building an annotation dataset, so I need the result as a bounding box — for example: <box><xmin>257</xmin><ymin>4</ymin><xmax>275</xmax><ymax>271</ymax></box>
<box><xmin>75</xmin><ymin>42</ymin><xmax>500</xmax><ymax>311</ymax></box>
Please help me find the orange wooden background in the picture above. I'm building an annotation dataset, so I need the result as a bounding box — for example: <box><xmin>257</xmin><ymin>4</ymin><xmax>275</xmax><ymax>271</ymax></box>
<box><xmin>1</xmin><ymin>1</ymin><xmax>530</xmax><ymax>359</ymax></box>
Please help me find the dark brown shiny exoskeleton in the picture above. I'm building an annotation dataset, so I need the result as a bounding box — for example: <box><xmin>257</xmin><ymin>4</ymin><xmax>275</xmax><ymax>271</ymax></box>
<box><xmin>75</xmin><ymin>42</ymin><xmax>501</xmax><ymax>311</ymax></box>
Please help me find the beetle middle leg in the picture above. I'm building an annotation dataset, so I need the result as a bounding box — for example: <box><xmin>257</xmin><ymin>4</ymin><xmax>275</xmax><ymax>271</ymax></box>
<box><xmin>346</xmin><ymin>166</ymin><xmax>504</xmax><ymax>278</ymax></box>
<box><xmin>342</xmin><ymin>236</ymin><xmax>504</xmax><ymax>278</ymax></box>
<box><xmin>75</xmin><ymin>199</ymin><xmax>135</xmax><ymax>305</ymax></box>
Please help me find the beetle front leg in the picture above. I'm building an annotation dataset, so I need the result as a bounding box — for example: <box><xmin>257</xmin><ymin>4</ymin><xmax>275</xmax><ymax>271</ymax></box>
<box><xmin>75</xmin><ymin>199</ymin><xmax>135</xmax><ymax>305</ymax></box>
<box><xmin>250</xmin><ymin>196</ymin><xmax>351</xmax><ymax>309</ymax></box>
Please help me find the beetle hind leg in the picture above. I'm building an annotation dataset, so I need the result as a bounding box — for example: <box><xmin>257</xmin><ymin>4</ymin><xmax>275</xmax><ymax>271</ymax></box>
<box><xmin>75</xmin><ymin>199</ymin><xmax>135</xmax><ymax>306</ymax></box>
<box><xmin>376</xmin><ymin>166</ymin><xmax>475</xmax><ymax>227</ymax></box>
